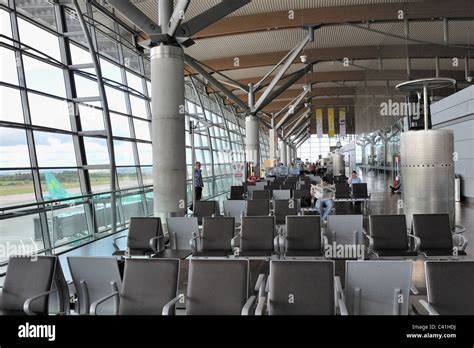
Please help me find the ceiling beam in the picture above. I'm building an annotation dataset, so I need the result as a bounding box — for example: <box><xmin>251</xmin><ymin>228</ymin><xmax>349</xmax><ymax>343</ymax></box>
<box><xmin>266</xmin><ymin>98</ymin><xmax>355</xmax><ymax>113</ymax></box>
<box><xmin>194</xmin><ymin>0</ymin><xmax>474</xmax><ymax>39</ymax></box>
<box><xmin>198</xmin><ymin>45</ymin><xmax>470</xmax><ymax>73</ymax></box>
<box><xmin>232</xmin><ymin>69</ymin><xmax>467</xmax><ymax>88</ymax></box>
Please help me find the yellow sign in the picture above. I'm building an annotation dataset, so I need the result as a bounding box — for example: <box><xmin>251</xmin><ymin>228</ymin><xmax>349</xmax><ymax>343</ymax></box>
<box><xmin>328</xmin><ymin>108</ymin><xmax>335</xmax><ymax>138</ymax></box>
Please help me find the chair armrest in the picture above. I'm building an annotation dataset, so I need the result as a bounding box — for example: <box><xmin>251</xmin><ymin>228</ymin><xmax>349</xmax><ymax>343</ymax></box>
<box><xmin>254</xmin><ymin>274</ymin><xmax>267</xmax><ymax>298</ymax></box>
<box><xmin>273</xmin><ymin>235</ymin><xmax>280</xmax><ymax>255</ymax></box>
<box><xmin>231</xmin><ymin>234</ymin><xmax>240</xmax><ymax>250</ymax></box>
<box><xmin>23</xmin><ymin>289</ymin><xmax>58</xmax><ymax>315</ymax></box>
<box><xmin>407</xmin><ymin>234</ymin><xmax>421</xmax><ymax>252</ymax></box>
<box><xmin>149</xmin><ymin>235</ymin><xmax>165</xmax><ymax>254</ymax></box>
<box><xmin>241</xmin><ymin>295</ymin><xmax>257</xmax><ymax>316</ymax></box>
<box><xmin>338</xmin><ymin>297</ymin><xmax>348</xmax><ymax>316</ymax></box>
<box><xmin>90</xmin><ymin>291</ymin><xmax>120</xmax><ymax>316</ymax></box>
<box><xmin>334</xmin><ymin>276</ymin><xmax>348</xmax><ymax>315</ymax></box>
<box><xmin>363</xmin><ymin>232</ymin><xmax>374</xmax><ymax>255</ymax></box>
<box><xmin>190</xmin><ymin>231</ymin><xmax>201</xmax><ymax>252</ymax></box>
<box><xmin>453</xmin><ymin>234</ymin><xmax>468</xmax><ymax>252</ymax></box>
<box><xmin>419</xmin><ymin>300</ymin><xmax>440</xmax><ymax>315</ymax></box>
<box><xmin>90</xmin><ymin>281</ymin><xmax>120</xmax><ymax>315</ymax></box>
<box><xmin>162</xmin><ymin>294</ymin><xmax>184</xmax><ymax>316</ymax></box>
<box><xmin>112</xmin><ymin>235</ymin><xmax>127</xmax><ymax>251</ymax></box>
<box><xmin>254</xmin><ymin>296</ymin><xmax>266</xmax><ymax>316</ymax></box>
<box><xmin>334</xmin><ymin>276</ymin><xmax>345</xmax><ymax>301</ymax></box>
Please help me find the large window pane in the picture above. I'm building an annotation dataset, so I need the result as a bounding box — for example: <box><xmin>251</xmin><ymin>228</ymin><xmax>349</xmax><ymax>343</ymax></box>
<box><xmin>0</xmin><ymin>9</ymin><xmax>12</xmax><ymax>38</ymax></box>
<box><xmin>129</xmin><ymin>94</ymin><xmax>148</xmax><ymax>118</ymax></box>
<box><xmin>133</xmin><ymin>119</ymin><xmax>150</xmax><ymax>141</ymax></box>
<box><xmin>0</xmin><ymin>213</ymin><xmax>45</xmax><ymax>264</ymax></box>
<box><xmin>23</xmin><ymin>56</ymin><xmax>66</xmax><ymax>97</ymax></box>
<box><xmin>0</xmin><ymin>128</ymin><xmax>30</xmax><ymax>168</ymax></box>
<box><xmin>117</xmin><ymin>167</ymin><xmax>138</xmax><ymax>189</ymax></box>
<box><xmin>47</xmin><ymin>205</ymin><xmax>89</xmax><ymax>248</ymax></box>
<box><xmin>141</xmin><ymin>166</ymin><xmax>152</xmax><ymax>185</ymax></box>
<box><xmin>79</xmin><ymin>105</ymin><xmax>105</xmax><ymax>131</ymax></box>
<box><xmin>0</xmin><ymin>86</ymin><xmax>24</xmax><ymax>123</ymax></box>
<box><xmin>105</xmin><ymin>86</ymin><xmax>126</xmax><ymax>113</ymax></box>
<box><xmin>126</xmin><ymin>71</ymin><xmax>144</xmax><ymax>94</ymax></box>
<box><xmin>89</xmin><ymin>169</ymin><xmax>110</xmax><ymax>192</ymax></box>
<box><xmin>18</xmin><ymin>18</ymin><xmax>61</xmax><ymax>61</ymax></box>
<box><xmin>28</xmin><ymin>93</ymin><xmax>71</xmax><ymax>130</ymax></box>
<box><xmin>0</xmin><ymin>47</ymin><xmax>18</xmax><ymax>85</ymax></box>
<box><xmin>111</xmin><ymin>113</ymin><xmax>130</xmax><ymax>138</ymax></box>
<box><xmin>83</xmin><ymin>137</ymin><xmax>109</xmax><ymax>165</ymax></box>
<box><xmin>0</xmin><ymin>170</ymin><xmax>34</xmax><ymax>208</ymax></box>
<box><xmin>100</xmin><ymin>58</ymin><xmax>122</xmax><ymax>83</ymax></box>
<box><xmin>34</xmin><ymin>132</ymin><xmax>76</xmax><ymax>167</ymax></box>
<box><xmin>39</xmin><ymin>169</ymin><xmax>81</xmax><ymax>199</ymax></box>
<box><xmin>137</xmin><ymin>143</ymin><xmax>152</xmax><ymax>165</ymax></box>
<box><xmin>114</xmin><ymin>140</ymin><xmax>135</xmax><ymax>166</ymax></box>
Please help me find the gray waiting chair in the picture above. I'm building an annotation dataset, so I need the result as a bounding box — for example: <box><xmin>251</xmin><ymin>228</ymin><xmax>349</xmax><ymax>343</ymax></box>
<box><xmin>366</xmin><ymin>215</ymin><xmax>418</xmax><ymax>258</ymax></box>
<box><xmin>234</xmin><ymin>216</ymin><xmax>278</xmax><ymax>258</ymax></box>
<box><xmin>68</xmin><ymin>256</ymin><xmax>122</xmax><ymax>315</ymax></box>
<box><xmin>412</xmin><ymin>214</ymin><xmax>467</xmax><ymax>257</ymax></box>
<box><xmin>281</xmin><ymin>215</ymin><xmax>326</xmax><ymax>258</ymax></box>
<box><xmin>165</xmin><ymin>217</ymin><xmax>198</xmax><ymax>259</ymax></box>
<box><xmin>112</xmin><ymin>217</ymin><xmax>164</xmax><ymax>257</ymax></box>
<box><xmin>191</xmin><ymin>201</ymin><xmax>219</xmax><ymax>225</ymax></box>
<box><xmin>252</xmin><ymin>190</ymin><xmax>271</xmax><ymax>200</ymax></box>
<box><xmin>0</xmin><ymin>256</ymin><xmax>67</xmax><ymax>315</ymax></box>
<box><xmin>164</xmin><ymin>259</ymin><xmax>258</xmax><ymax>315</ymax></box>
<box><xmin>345</xmin><ymin>260</ymin><xmax>413</xmax><ymax>315</ymax></box>
<box><xmin>245</xmin><ymin>200</ymin><xmax>270</xmax><ymax>217</ymax></box>
<box><xmin>325</xmin><ymin>215</ymin><xmax>364</xmax><ymax>259</ymax></box>
<box><xmin>192</xmin><ymin>217</ymin><xmax>235</xmax><ymax>257</ymax></box>
<box><xmin>420</xmin><ymin>261</ymin><xmax>474</xmax><ymax>315</ymax></box>
<box><xmin>90</xmin><ymin>258</ymin><xmax>180</xmax><ymax>315</ymax></box>
<box><xmin>256</xmin><ymin>260</ymin><xmax>346</xmax><ymax>315</ymax></box>
<box><xmin>352</xmin><ymin>183</ymin><xmax>370</xmax><ymax>199</ymax></box>
<box><xmin>335</xmin><ymin>183</ymin><xmax>351</xmax><ymax>199</ymax></box>
<box><xmin>223</xmin><ymin>200</ymin><xmax>245</xmax><ymax>226</ymax></box>
<box><xmin>229</xmin><ymin>186</ymin><xmax>245</xmax><ymax>200</ymax></box>
<box><xmin>273</xmin><ymin>189</ymin><xmax>291</xmax><ymax>200</ymax></box>
<box><xmin>273</xmin><ymin>199</ymin><xmax>299</xmax><ymax>226</ymax></box>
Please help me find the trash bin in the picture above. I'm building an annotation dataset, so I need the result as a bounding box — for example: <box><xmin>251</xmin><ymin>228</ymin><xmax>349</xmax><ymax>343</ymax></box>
<box><xmin>455</xmin><ymin>176</ymin><xmax>461</xmax><ymax>202</ymax></box>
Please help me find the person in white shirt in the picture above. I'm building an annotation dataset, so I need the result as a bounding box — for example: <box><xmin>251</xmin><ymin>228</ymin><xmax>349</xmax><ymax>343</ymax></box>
<box><xmin>311</xmin><ymin>177</ymin><xmax>335</xmax><ymax>221</ymax></box>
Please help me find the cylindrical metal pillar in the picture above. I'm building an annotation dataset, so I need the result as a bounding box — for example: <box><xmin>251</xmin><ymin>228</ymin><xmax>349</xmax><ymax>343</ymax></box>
<box><xmin>286</xmin><ymin>143</ymin><xmax>292</xmax><ymax>166</ymax></box>
<box><xmin>279</xmin><ymin>140</ymin><xmax>287</xmax><ymax>166</ymax></box>
<box><xmin>246</xmin><ymin>115</ymin><xmax>260</xmax><ymax>175</ymax></box>
<box><xmin>151</xmin><ymin>45</ymin><xmax>186</xmax><ymax>219</ymax></box>
<box><xmin>400</xmin><ymin>129</ymin><xmax>455</xmax><ymax>229</ymax></box>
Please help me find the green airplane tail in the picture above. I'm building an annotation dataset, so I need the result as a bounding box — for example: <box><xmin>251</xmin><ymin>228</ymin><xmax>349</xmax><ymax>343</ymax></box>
<box><xmin>45</xmin><ymin>172</ymin><xmax>68</xmax><ymax>198</ymax></box>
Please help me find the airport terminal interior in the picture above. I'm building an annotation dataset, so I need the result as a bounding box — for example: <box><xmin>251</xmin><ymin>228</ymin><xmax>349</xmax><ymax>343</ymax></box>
<box><xmin>0</xmin><ymin>0</ymin><xmax>474</xmax><ymax>321</ymax></box>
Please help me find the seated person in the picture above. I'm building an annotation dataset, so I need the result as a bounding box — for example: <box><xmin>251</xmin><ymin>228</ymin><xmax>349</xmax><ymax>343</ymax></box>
<box><xmin>348</xmin><ymin>170</ymin><xmax>362</xmax><ymax>187</ymax></box>
<box><xmin>310</xmin><ymin>177</ymin><xmax>335</xmax><ymax>221</ymax></box>
<box><xmin>390</xmin><ymin>175</ymin><xmax>401</xmax><ymax>193</ymax></box>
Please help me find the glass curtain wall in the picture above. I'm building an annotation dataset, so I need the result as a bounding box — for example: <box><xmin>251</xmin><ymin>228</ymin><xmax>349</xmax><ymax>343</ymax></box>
<box><xmin>0</xmin><ymin>0</ymin><xmax>258</xmax><ymax>262</ymax></box>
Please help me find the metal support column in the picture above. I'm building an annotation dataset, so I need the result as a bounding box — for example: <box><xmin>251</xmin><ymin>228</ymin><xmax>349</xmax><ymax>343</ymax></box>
<box><xmin>151</xmin><ymin>44</ymin><xmax>187</xmax><ymax>219</ymax></box>
<box><xmin>279</xmin><ymin>140</ymin><xmax>287</xmax><ymax>166</ymax></box>
<box><xmin>246</xmin><ymin>83</ymin><xmax>260</xmax><ymax>175</ymax></box>
<box><xmin>286</xmin><ymin>143</ymin><xmax>292</xmax><ymax>166</ymax></box>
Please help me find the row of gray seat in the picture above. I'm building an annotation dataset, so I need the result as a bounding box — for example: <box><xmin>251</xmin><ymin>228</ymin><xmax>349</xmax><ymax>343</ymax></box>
<box><xmin>2</xmin><ymin>256</ymin><xmax>473</xmax><ymax>315</ymax></box>
<box><xmin>113</xmin><ymin>213</ymin><xmax>467</xmax><ymax>260</ymax></box>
